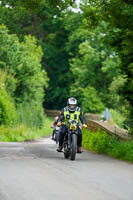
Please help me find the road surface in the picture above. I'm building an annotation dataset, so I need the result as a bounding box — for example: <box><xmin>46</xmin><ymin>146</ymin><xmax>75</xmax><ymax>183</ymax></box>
<box><xmin>0</xmin><ymin>137</ymin><xmax>133</xmax><ymax>200</ymax></box>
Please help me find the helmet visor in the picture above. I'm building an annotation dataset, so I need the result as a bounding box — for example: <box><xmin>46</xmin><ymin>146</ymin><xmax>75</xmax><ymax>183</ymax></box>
<box><xmin>69</xmin><ymin>104</ymin><xmax>76</xmax><ymax>111</ymax></box>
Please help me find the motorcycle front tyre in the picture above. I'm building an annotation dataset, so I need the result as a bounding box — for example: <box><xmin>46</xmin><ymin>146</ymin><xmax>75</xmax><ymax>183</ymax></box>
<box><xmin>70</xmin><ymin>134</ymin><xmax>77</xmax><ymax>161</ymax></box>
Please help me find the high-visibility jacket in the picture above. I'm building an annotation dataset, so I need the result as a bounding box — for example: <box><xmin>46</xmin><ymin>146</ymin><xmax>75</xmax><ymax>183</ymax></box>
<box><xmin>64</xmin><ymin>110</ymin><xmax>80</xmax><ymax>123</ymax></box>
<box><xmin>58</xmin><ymin>106</ymin><xmax>86</xmax><ymax>124</ymax></box>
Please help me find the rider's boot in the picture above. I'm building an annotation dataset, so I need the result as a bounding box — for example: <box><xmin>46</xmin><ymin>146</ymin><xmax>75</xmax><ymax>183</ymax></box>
<box><xmin>51</xmin><ymin>131</ymin><xmax>55</xmax><ymax>140</ymax></box>
<box><xmin>57</xmin><ymin>145</ymin><xmax>63</xmax><ymax>152</ymax></box>
<box><xmin>77</xmin><ymin>146</ymin><xmax>82</xmax><ymax>153</ymax></box>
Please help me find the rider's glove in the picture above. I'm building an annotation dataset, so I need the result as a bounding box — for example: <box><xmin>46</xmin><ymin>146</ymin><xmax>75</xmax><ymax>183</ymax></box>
<box><xmin>82</xmin><ymin>124</ymin><xmax>87</xmax><ymax>128</ymax></box>
<box><xmin>57</xmin><ymin>122</ymin><xmax>62</xmax><ymax>127</ymax></box>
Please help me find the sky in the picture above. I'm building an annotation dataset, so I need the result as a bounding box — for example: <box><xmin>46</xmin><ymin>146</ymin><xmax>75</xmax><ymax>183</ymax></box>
<box><xmin>70</xmin><ymin>0</ymin><xmax>81</xmax><ymax>12</ymax></box>
<box><xmin>0</xmin><ymin>0</ymin><xmax>82</xmax><ymax>10</ymax></box>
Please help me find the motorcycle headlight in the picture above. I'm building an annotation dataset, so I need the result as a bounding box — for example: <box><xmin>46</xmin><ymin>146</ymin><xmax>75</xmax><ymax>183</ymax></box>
<box><xmin>56</xmin><ymin>127</ymin><xmax>60</xmax><ymax>130</ymax></box>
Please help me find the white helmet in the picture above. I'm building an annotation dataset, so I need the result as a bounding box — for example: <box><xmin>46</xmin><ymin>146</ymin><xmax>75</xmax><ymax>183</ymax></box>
<box><xmin>67</xmin><ymin>97</ymin><xmax>77</xmax><ymax>112</ymax></box>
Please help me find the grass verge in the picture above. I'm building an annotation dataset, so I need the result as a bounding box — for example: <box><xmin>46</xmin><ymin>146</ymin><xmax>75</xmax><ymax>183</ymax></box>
<box><xmin>82</xmin><ymin>129</ymin><xmax>133</xmax><ymax>162</ymax></box>
<box><xmin>0</xmin><ymin>116</ymin><xmax>53</xmax><ymax>142</ymax></box>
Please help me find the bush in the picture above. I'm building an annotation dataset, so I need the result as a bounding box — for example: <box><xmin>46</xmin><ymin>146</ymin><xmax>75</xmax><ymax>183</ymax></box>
<box><xmin>123</xmin><ymin>118</ymin><xmax>133</xmax><ymax>135</ymax></box>
<box><xmin>82</xmin><ymin>129</ymin><xmax>133</xmax><ymax>162</ymax></box>
<box><xmin>108</xmin><ymin>141</ymin><xmax>133</xmax><ymax>162</ymax></box>
<box><xmin>82</xmin><ymin>129</ymin><xmax>110</xmax><ymax>153</ymax></box>
<box><xmin>0</xmin><ymin>71</ymin><xmax>18</xmax><ymax>126</ymax></box>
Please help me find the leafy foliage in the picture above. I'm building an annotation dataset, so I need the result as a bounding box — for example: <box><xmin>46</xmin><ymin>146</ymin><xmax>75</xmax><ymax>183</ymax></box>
<box><xmin>69</xmin><ymin>21</ymin><xmax>121</xmax><ymax>111</ymax></box>
<box><xmin>82</xmin><ymin>129</ymin><xmax>110</xmax><ymax>153</ymax></box>
<box><xmin>82</xmin><ymin>129</ymin><xmax>133</xmax><ymax>162</ymax></box>
<box><xmin>0</xmin><ymin>25</ymin><xmax>48</xmax><ymax>128</ymax></box>
<box><xmin>80</xmin><ymin>0</ymin><xmax>133</xmax><ymax>132</ymax></box>
<box><xmin>71</xmin><ymin>86</ymin><xmax>105</xmax><ymax>113</ymax></box>
<box><xmin>0</xmin><ymin>0</ymin><xmax>77</xmax><ymax>110</ymax></box>
<box><xmin>0</xmin><ymin>70</ymin><xmax>17</xmax><ymax>126</ymax></box>
<box><xmin>0</xmin><ymin>0</ymin><xmax>132</xmax><ymax>132</ymax></box>
<box><xmin>0</xmin><ymin>25</ymin><xmax>48</xmax><ymax>103</ymax></box>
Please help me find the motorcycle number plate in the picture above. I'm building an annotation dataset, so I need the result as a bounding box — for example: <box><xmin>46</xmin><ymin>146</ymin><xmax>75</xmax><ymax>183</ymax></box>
<box><xmin>70</xmin><ymin>125</ymin><xmax>77</xmax><ymax>130</ymax></box>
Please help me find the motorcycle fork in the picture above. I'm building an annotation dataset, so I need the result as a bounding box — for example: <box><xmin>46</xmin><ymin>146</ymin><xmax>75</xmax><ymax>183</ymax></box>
<box><xmin>68</xmin><ymin>130</ymin><xmax>77</xmax><ymax>149</ymax></box>
<box><xmin>68</xmin><ymin>132</ymin><xmax>71</xmax><ymax>149</ymax></box>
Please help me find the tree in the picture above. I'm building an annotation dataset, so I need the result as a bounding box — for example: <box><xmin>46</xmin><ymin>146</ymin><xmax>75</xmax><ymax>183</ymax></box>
<box><xmin>80</xmin><ymin>0</ymin><xmax>133</xmax><ymax>131</ymax></box>
<box><xmin>0</xmin><ymin>1</ymin><xmax>77</xmax><ymax>109</ymax></box>
<box><xmin>69</xmin><ymin>21</ymin><xmax>121</xmax><ymax>111</ymax></box>
<box><xmin>0</xmin><ymin>25</ymin><xmax>48</xmax><ymax>127</ymax></box>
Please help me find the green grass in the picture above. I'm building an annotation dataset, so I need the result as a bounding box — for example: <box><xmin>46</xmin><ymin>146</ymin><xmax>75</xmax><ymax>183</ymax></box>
<box><xmin>82</xmin><ymin>129</ymin><xmax>133</xmax><ymax>162</ymax></box>
<box><xmin>0</xmin><ymin>116</ymin><xmax>53</xmax><ymax>142</ymax></box>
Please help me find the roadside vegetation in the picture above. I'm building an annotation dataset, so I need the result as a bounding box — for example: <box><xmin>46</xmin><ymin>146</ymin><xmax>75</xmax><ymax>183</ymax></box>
<box><xmin>0</xmin><ymin>117</ymin><xmax>53</xmax><ymax>142</ymax></box>
<box><xmin>0</xmin><ymin>25</ymin><xmax>51</xmax><ymax>142</ymax></box>
<box><xmin>82</xmin><ymin>129</ymin><xmax>133</xmax><ymax>163</ymax></box>
<box><xmin>0</xmin><ymin>0</ymin><xmax>133</xmax><ymax>142</ymax></box>
<box><xmin>110</xmin><ymin>109</ymin><xmax>126</xmax><ymax>128</ymax></box>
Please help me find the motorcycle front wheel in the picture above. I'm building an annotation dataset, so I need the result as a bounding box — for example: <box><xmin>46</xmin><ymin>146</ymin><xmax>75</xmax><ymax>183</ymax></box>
<box><xmin>55</xmin><ymin>131</ymin><xmax>60</xmax><ymax>144</ymax></box>
<box><xmin>70</xmin><ymin>134</ymin><xmax>77</xmax><ymax>161</ymax></box>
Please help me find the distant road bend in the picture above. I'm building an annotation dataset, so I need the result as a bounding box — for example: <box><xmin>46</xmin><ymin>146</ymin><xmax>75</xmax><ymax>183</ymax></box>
<box><xmin>0</xmin><ymin>137</ymin><xmax>133</xmax><ymax>200</ymax></box>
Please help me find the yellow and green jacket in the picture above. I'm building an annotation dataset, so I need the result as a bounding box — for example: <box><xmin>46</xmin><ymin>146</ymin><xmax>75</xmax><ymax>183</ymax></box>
<box><xmin>58</xmin><ymin>106</ymin><xmax>86</xmax><ymax>124</ymax></box>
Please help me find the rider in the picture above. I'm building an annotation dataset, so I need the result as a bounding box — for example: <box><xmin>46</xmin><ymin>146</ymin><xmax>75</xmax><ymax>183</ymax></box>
<box><xmin>51</xmin><ymin>116</ymin><xmax>59</xmax><ymax>140</ymax></box>
<box><xmin>57</xmin><ymin>97</ymin><xmax>87</xmax><ymax>153</ymax></box>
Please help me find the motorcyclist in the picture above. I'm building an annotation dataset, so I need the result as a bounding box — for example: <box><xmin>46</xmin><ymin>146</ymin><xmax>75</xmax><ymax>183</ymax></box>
<box><xmin>57</xmin><ymin>97</ymin><xmax>87</xmax><ymax>153</ymax></box>
<box><xmin>51</xmin><ymin>116</ymin><xmax>59</xmax><ymax>140</ymax></box>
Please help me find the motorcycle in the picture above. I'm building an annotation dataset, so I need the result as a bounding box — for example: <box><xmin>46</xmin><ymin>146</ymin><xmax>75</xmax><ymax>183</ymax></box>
<box><xmin>63</xmin><ymin>120</ymin><xmax>80</xmax><ymax>161</ymax></box>
<box><xmin>54</xmin><ymin>126</ymin><xmax>61</xmax><ymax>144</ymax></box>
<box><xmin>51</xmin><ymin>124</ymin><xmax>61</xmax><ymax>144</ymax></box>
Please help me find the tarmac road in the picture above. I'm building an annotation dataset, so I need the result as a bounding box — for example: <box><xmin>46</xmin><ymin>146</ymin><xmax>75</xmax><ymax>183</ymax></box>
<box><xmin>0</xmin><ymin>137</ymin><xmax>133</xmax><ymax>200</ymax></box>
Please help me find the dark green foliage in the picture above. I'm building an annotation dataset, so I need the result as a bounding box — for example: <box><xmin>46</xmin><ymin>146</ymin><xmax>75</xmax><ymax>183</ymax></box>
<box><xmin>42</xmin><ymin>17</ymin><xmax>73</xmax><ymax>109</ymax></box>
<box><xmin>123</xmin><ymin>118</ymin><xmax>133</xmax><ymax>135</ymax></box>
<box><xmin>0</xmin><ymin>1</ymin><xmax>76</xmax><ymax>110</ymax></box>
